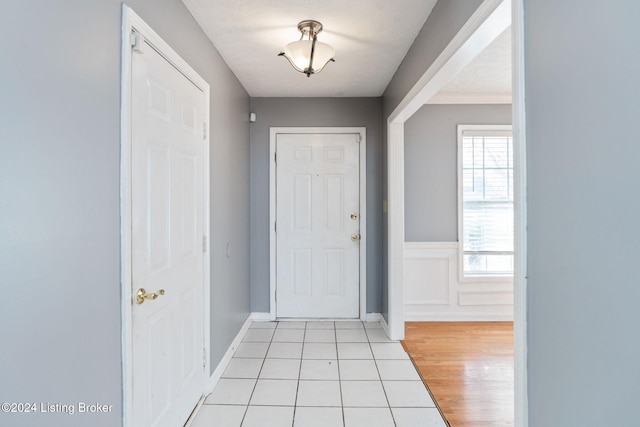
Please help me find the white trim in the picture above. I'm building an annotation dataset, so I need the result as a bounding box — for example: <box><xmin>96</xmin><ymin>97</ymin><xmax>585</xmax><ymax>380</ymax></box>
<box><xmin>364</xmin><ymin>312</ymin><xmax>382</xmax><ymax>323</ymax></box>
<box><xmin>183</xmin><ymin>398</ymin><xmax>206</xmax><ymax>427</ymax></box>
<box><xmin>387</xmin><ymin>121</ymin><xmax>405</xmax><ymax>340</ymax></box>
<box><xmin>404</xmin><ymin>241</ymin><xmax>459</xmax><ymax>251</ymax></box>
<box><xmin>456</xmin><ymin>124</ymin><xmax>513</xmax><ymax>282</ymax></box>
<box><xmin>250</xmin><ymin>312</ymin><xmax>273</xmax><ymax>321</ymax></box>
<box><xmin>458</xmin><ymin>290</ymin><xmax>514</xmax><ymax>306</ymax></box>
<box><xmin>386</xmin><ymin>0</ymin><xmax>526</xmax><ymax>424</ymax></box>
<box><xmin>120</xmin><ymin>6</ymin><xmax>211</xmax><ymax>426</ymax></box>
<box><xmin>269</xmin><ymin>127</ymin><xmax>367</xmax><ymax>321</ymax></box>
<box><xmin>120</xmin><ymin>8</ymin><xmax>134</xmax><ymax>425</ymax></box>
<box><xmin>427</xmin><ymin>93</ymin><xmax>512</xmax><ymax>104</ymax></box>
<box><xmin>207</xmin><ymin>315</ymin><xmax>253</xmax><ymax>393</ymax></box>
<box><xmin>512</xmin><ymin>0</ymin><xmax>528</xmax><ymax>424</ymax></box>
<box><xmin>387</xmin><ymin>0</ymin><xmax>510</xmax><ymax>342</ymax></box>
<box><xmin>379</xmin><ymin>313</ymin><xmax>390</xmax><ymax>337</ymax></box>
<box><xmin>387</xmin><ymin>0</ymin><xmax>510</xmax><ymax>124</ymax></box>
<box><xmin>403</xmin><ymin>241</ymin><xmax>513</xmax><ymax>319</ymax></box>
<box><xmin>404</xmin><ymin>312</ymin><xmax>514</xmax><ymax>321</ymax></box>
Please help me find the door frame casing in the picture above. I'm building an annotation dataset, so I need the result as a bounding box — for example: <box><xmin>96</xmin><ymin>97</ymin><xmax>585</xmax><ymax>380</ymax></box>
<box><xmin>269</xmin><ymin>127</ymin><xmax>367</xmax><ymax>320</ymax></box>
<box><xmin>120</xmin><ymin>6</ymin><xmax>211</xmax><ymax>426</ymax></box>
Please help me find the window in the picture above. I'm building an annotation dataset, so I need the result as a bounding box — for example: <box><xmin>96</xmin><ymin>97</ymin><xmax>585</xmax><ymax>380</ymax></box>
<box><xmin>458</xmin><ymin>125</ymin><xmax>513</xmax><ymax>277</ymax></box>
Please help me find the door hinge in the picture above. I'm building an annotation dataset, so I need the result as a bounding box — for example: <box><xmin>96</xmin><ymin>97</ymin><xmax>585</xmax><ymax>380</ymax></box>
<box><xmin>274</xmin><ymin>221</ymin><xmax>277</xmax><ymax>233</ymax></box>
<box><xmin>274</xmin><ymin>152</ymin><xmax>277</xmax><ymax>163</ymax></box>
<box><xmin>356</xmin><ymin>134</ymin><xmax>361</xmax><ymax>143</ymax></box>
<box><xmin>203</xmin><ymin>348</ymin><xmax>207</xmax><ymax>368</ymax></box>
<box><xmin>130</xmin><ymin>31</ymin><xmax>143</xmax><ymax>53</ymax></box>
<box><xmin>202</xmin><ymin>122</ymin><xmax>207</xmax><ymax>140</ymax></box>
<box><xmin>202</xmin><ymin>236</ymin><xmax>207</xmax><ymax>253</ymax></box>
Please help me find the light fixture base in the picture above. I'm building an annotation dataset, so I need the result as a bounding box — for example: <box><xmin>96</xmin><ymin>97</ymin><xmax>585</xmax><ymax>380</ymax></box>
<box><xmin>297</xmin><ymin>20</ymin><xmax>323</xmax><ymax>37</ymax></box>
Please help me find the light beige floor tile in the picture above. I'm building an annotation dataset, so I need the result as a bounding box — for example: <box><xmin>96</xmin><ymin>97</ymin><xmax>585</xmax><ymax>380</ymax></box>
<box><xmin>383</xmin><ymin>381</ymin><xmax>435</xmax><ymax>407</ymax></box>
<box><xmin>370</xmin><ymin>343</ymin><xmax>409</xmax><ymax>360</ymax></box>
<box><xmin>222</xmin><ymin>358</ymin><xmax>263</xmax><ymax>379</ymax></box>
<box><xmin>272</xmin><ymin>328</ymin><xmax>305</xmax><ymax>343</ymax></box>
<box><xmin>259</xmin><ymin>358</ymin><xmax>300</xmax><ymax>380</ymax></box>
<box><xmin>302</xmin><ymin>343</ymin><xmax>337</xmax><ymax>360</ymax></box>
<box><xmin>299</xmin><ymin>359</ymin><xmax>339</xmax><ymax>380</ymax></box>
<box><xmin>266</xmin><ymin>342</ymin><xmax>303</xmax><ymax>359</ymax></box>
<box><xmin>234</xmin><ymin>342</ymin><xmax>270</xmax><ymax>359</ymax></box>
<box><xmin>296</xmin><ymin>380</ymin><xmax>342</xmax><ymax>407</ymax></box>
<box><xmin>375</xmin><ymin>360</ymin><xmax>421</xmax><ymax>381</ymax></box>
<box><xmin>344</xmin><ymin>407</ymin><xmax>395</xmax><ymax>427</ymax></box>
<box><xmin>276</xmin><ymin>321</ymin><xmax>307</xmax><ymax>329</ymax></box>
<box><xmin>206</xmin><ymin>378</ymin><xmax>256</xmax><ymax>405</ymax></box>
<box><xmin>305</xmin><ymin>321</ymin><xmax>335</xmax><ymax>330</ymax></box>
<box><xmin>190</xmin><ymin>405</ymin><xmax>246</xmax><ymax>427</ymax></box>
<box><xmin>304</xmin><ymin>329</ymin><xmax>336</xmax><ymax>343</ymax></box>
<box><xmin>365</xmin><ymin>328</ymin><xmax>395</xmax><ymax>343</ymax></box>
<box><xmin>243</xmin><ymin>328</ymin><xmax>275</xmax><ymax>342</ymax></box>
<box><xmin>249</xmin><ymin>321</ymin><xmax>278</xmax><ymax>329</ymax></box>
<box><xmin>335</xmin><ymin>321</ymin><xmax>364</xmax><ymax>330</ymax></box>
<box><xmin>339</xmin><ymin>359</ymin><xmax>380</xmax><ymax>380</ymax></box>
<box><xmin>293</xmin><ymin>407</ymin><xmax>343</xmax><ymax>427</ymax></box>
<box><xmin>337</xmin><ymin>343</ymin><xmax>373</xmax><ymax>359</ymax></box>
<box><xmin>336</xmin><ymin>329</ymin><xmax>368</xmax><ymax>343</ymax></box>
<box><xmin>242</xmin><ymin>406</ymin><xmax>294</xmax><ymax>427</ymax></box>
<box><xmin>250</xmin><ymin>379</ymin><xmax>298</xmax><ymax>406</ymax></box>
<box><xmin>341</xmin><ymin>380</ymin><xmax>388</xmax><ymax>407</ymax></box>
<box><xmin>391</xmin><ymin>407</ymin><xmax>448</xmax><ymax>427</ymax></box>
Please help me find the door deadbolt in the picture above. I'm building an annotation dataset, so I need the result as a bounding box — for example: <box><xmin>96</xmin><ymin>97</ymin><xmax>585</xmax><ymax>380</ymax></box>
<box><xmin>350</xmin><ymin>213</ymin><xmax>358</xmax><ymax>220</ymax></box>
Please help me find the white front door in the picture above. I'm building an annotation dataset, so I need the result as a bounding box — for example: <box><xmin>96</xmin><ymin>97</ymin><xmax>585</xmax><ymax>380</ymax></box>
<box><xmin>276</xmin><ymin>133</ymin><xmax>361</xmax><ymax>318</ymax></box>
<box><xmin>131</xmin><ymin>35</ymin><xmax>205</xmax><ymax>427</ymax></box>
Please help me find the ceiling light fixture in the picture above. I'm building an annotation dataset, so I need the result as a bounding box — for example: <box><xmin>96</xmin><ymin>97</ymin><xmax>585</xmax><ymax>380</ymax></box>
<box><xmin>279</xmin><ymin>20</ymin><xmax>335</xmax><ymax>77</ymax></box>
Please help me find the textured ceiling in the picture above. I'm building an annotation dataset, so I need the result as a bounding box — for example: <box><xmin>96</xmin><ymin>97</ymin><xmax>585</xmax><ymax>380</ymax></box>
<box><xmin>433</xmin><ymin>26</ymin><xmax>512</xmax><ymax>102</ymax></box>
<box><xmin>181</xmin><ymin>0</ymin><xmax>437</xmax><ymax>97</ymax></box>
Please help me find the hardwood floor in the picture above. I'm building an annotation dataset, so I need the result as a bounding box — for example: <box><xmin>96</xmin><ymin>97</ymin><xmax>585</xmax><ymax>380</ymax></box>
<box><xmin>402</xmin><ymin>322</ymin><xmax>514</xmax><ymax>427</ymax></box>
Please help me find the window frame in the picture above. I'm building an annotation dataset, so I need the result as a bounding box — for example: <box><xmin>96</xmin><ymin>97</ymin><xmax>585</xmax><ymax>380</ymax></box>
<box><xmin>457</xmin><ymin>124</ymin><xmax>514</xmax><ymax>282</ymax></box>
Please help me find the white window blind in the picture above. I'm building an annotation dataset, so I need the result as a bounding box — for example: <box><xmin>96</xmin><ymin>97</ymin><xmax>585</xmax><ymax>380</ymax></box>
<box><xmin>459</xmin><ymin>126</ymin><xmax>514</xmax><ymax>276</ymax></box>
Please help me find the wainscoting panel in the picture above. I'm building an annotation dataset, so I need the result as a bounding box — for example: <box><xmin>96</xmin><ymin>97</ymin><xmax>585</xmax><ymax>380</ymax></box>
<box><xmin>404</xmin><ymin>256</ymin><xmax>451</xmax><ymax>305</ymax></box>
<box><xmin>404</xmin><ymin>242</ymin><xmax>513</xmax><ymax>321</ymax></box>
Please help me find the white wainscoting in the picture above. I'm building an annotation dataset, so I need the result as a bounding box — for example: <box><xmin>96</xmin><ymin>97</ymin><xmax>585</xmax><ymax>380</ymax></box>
<box><xmin>404</xmin><ymin>242</ymin><xmax>513</xmax><ymax>321</ymax></box>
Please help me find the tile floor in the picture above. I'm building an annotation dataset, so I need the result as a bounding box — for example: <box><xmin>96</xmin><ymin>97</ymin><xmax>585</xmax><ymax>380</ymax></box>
<box><xmin>190</xmin><ymin>321</ymin><xmax>447</xmax><ymax>427</ymax></box>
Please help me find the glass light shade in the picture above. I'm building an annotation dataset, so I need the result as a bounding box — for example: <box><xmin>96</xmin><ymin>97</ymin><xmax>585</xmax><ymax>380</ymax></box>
<box><xmin>282</xmin><ymin>40</ymin><xmax>335</xmax><ymax>74</ymax></box>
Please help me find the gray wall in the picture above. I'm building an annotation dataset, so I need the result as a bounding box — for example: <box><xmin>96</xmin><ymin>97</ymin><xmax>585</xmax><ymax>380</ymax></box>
<box><xmin>404</xmin><ymin>104</ymin><xmax>511</xmax><ymax>242</ymax></box>
<box><xmin>524</xmin><ymin>0</ymin><xmax>640</xmax><ymax>425</ymax></box>
<box><xmin>0</xmin><ymin>1</ymin><xmax>250</xmax><ymax>426</ymax></box>
<box><xmin>249</xmin><ymin>97</ymin><xmax>383</xmax><ymax>314</ymax></box>
<box><xmin>383</xmin><ymin>0</ymin><xmax>485</xmax><ymax>118</ymax></box>
<box><xmin>381</xmin><ymin>0</ymin><xmax>485</xmax><ymax>321</ymax></box>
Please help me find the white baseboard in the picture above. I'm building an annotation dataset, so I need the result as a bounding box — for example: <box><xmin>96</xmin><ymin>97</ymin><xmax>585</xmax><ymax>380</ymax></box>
<box><xmin>404</xmin><ymin>312</ymin><xmax>514</xmax><ymax>322</ymax></box>
<box><xmin>207</xmin><ymin>315</ymin><xmax>252</xmax><ymax>393</ymax></box>
<box><xmin>378</xmin><ymin>314</ymin><xmax>390</xmax><ymax>338</ymax></box>
<box><xmin>251</xmin><ymin>313</ymin><xmax>381</xmax><ymax>323</ymax></box>
<box><xmin>250</xmin><ymin>312</ymin><xmax>273</xmax><ymax>321</ymax></box>
<box><xmin>364</xmin><ymin>312</ymin><xmax>381</xmax><ymax>323</ymax></box>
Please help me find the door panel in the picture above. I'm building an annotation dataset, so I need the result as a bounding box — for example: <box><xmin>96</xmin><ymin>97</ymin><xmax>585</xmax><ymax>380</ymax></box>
<box><xmin>131</xmin><ymin>39</ymin><xmax>205</xmax><ymax>427</ymax></box>
<box><xmin>276</xmin><ymin>133</ymin><xmax>360</xmax><ymax>318</ymax></box>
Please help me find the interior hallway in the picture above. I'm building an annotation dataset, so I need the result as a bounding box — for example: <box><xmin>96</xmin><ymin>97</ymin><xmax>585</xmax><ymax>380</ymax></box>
<box><xmin>402</xmin><ymin>322</ymin><xmax>514</xmax><ymax>427</ymax></box>
<box><xmin>191</xmin><ymin>321</ymin><xmax>446</xmax><ymax>427</ymax></box>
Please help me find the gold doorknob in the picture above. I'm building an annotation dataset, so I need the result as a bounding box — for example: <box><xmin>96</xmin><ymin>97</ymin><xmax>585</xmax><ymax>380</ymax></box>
<box><xmin>350</xmin><ymin>213</ymin><xmax>358</xmax><ymax>220</ymax></box>
<box><xmin>351</xmin><ymin>234</ymin><xmax>360</xmax><ymax>242</ymax></box>
<box><xmin>136</xmin><ymin>288</ymin><xmax>165</xmax><ymax>305</ymax></box>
